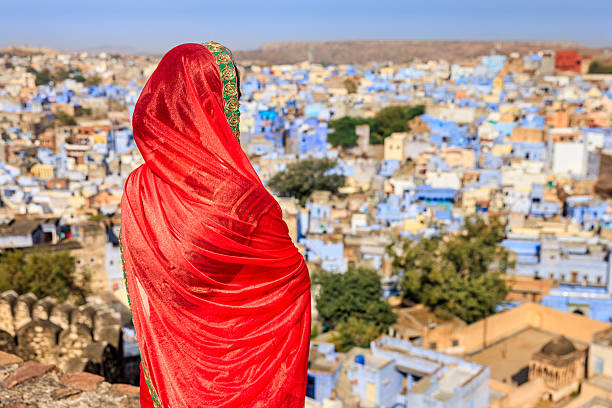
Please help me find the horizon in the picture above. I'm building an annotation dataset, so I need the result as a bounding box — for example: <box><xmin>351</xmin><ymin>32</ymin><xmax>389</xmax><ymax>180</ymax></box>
<box><xmin>2</xmin><ymin>0</ymin><xmax>611</xmax><ymax>54</ymax></box>
<box><xmin>0</xmin><ymin>39</ymin><xmax>612</xmax><ymax>57</ymax></box>
<box><xmin>3</xmin><ymin>38</ymin><xmax>611</xmax><ymax>57</ymax></box>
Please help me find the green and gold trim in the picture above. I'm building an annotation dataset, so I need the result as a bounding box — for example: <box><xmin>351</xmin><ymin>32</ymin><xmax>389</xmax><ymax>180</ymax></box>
<box><xmin>119</xmin><ymin>231</ymin><xmax>165</xmax><ymax>408</ymax></box>
<box><xmin>202</xmin><ymin>41</ymin><xmax>240</xmax><ymax>140</ymax></box>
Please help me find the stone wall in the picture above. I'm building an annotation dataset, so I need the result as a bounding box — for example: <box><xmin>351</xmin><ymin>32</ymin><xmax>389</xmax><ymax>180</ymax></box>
<box><xmin>425</xmin><ymin>303</ymin><xmax>611</xmax><ymax>355</ymax></box>
<box><xmin>0</xmin><ymin>350</ymin><xmax>139</xmax><ymax>407</ymax></box>
<box><xmin>0</xmin><ymin>291</ymin><xmax>123</xmax><ymax>382</ymax></box>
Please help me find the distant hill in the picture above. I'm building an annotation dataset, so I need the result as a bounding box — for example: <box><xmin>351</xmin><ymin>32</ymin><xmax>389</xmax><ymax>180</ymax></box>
<box><xmin>234</xmin><ymin>40</ymin><xmax>609</xmax><ymax>64</ymax></box>
<box><xmin>3</xmin><ymin>41</ymin><xmax>609</xmax><ymax>65</ymax></box>
<box><xmin>0</xmin><ymin>45</ymin><xmax>60</xmax><ymax>57</ymax></box>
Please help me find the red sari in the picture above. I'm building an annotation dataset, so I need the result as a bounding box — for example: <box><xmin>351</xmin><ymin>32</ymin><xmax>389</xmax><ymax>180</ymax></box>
<box><xmin>120</xmin><ymin>43</ymin><xmax>311</xmax><ymax>408</ymax></box>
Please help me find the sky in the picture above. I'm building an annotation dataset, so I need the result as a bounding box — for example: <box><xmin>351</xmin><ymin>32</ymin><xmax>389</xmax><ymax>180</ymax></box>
<box><xmin>1</xmin><ymin>0</ymin><xmax>611</xmax><ymax>54</ymax></box>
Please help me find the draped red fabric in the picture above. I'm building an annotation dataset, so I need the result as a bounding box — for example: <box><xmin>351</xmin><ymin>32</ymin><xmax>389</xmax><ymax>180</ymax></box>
<box><xmin>120</xmin><ymin>43</ymin><xmax>311</xmax><ymax>408</ymax></box>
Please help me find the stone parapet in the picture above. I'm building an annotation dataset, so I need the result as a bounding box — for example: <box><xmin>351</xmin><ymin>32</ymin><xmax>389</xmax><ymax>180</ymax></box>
<box><xmin>0</xmin><ymin>291</ymin><xmax>123</xmax><ymax>381</ymax></box>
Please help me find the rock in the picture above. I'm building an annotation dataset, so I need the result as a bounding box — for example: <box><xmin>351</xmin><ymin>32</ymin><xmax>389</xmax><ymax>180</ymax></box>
<box><xmin>59</xmin><ymin>371</ymin><xmax>104</xmax><ymax>392</ymax></box>
<box><xmin>0</xmin><ymin>351</ymin><xmax>23</xmax><ymax>366</ymax></box>
<box><xmin>51</xmin><ymin>386</ymin><xmax>82</xmax><ymax>399</ymax></box>
<box><xmin>5</xmin><ymin>403</ymin><xmax>38</xmax><ymax>408</ymax></box>
<box><xmin>110</xmin><ymin>383</ymin><xmax>139</xmax><ymax>395</ymax></box>
<box><xmin>2</xmin><ymin>361</ymin><xmax>56</xmax><ymax>388</ymax></box>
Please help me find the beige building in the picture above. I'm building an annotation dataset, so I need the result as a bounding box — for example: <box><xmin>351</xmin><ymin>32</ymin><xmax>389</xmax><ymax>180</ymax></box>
<box><xmin>439</xmin><ymin>147</ymin><xmax>475</xmax><ymax>169</ymax></box>
<box><xmin>383</xmin><ymin>132</ymin><xmax>410</xmax><ymax>161</ymax></box>
<box><xmin>528</xmin><ymin>336</ymin><xmax>586</xmax><ymax>401</ymax></box>
<box><xmin>590</xmin><ymin>328</ymin><xmax>612</xmax><ymax>378</ymax></box>
<box><xmin>29</xmin><ymin>164</ymin><xmax>54</xmax><ymax>179</ymax></box>
<box><xmin>69</xmin><ymin>222</ymin><xmax>109</xmax><ymax>292</ymax></box>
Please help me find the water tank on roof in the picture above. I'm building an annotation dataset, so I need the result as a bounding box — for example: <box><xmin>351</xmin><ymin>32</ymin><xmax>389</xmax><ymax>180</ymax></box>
<box><xmin>354</xmin><ymin>354</ymin><xmax>365</xmax><ymax>365</ymax></box>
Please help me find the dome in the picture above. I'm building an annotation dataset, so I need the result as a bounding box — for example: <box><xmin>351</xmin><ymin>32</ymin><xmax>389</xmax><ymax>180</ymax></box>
<box><xmin>541</xmin><ymin>336</ymin><xmax>576</xmax><ymax>356</ymax></box>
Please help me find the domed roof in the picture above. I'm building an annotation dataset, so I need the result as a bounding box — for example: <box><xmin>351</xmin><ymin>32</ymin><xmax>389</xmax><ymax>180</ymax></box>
<box><xmin>541</xmin><ymin>336</ymin><xmax>576</xmax><ymax>356</ymax></box>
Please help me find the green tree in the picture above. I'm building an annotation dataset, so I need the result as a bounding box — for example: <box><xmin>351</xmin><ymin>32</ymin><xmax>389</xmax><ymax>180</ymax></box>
<box><xmin>88</xmin><ymin>213</ymin><xmax>104</xmax><ymax>222</ymax></box>
<box><xmin>268</xmin><ymin>158</ymin><xmax>344</xmax><ymax>205</ymax></box>
<box><xmin>75</xmin><ymin>106</ymin><xmax>92</xmax><ymax>117</ymax></box>
<box><xmin>312</xmin><ymin>267</ymin><xmax>396</xmax><ymax>351</ymax></box>
<box><xmin>391</xmin><ymin>217</ymin><xmax>511</xmax><ymax>324</ymax></box>
<box><xmin>310</xmin><ymin>324</ymin><xmax>319</xmax><ymax>339</ymax></box>
<box><xmin>370</xmin><ymin>105</ymin><xmax>425</xmax><ymax>144</ymax></box>
<box><xmin>331</xmin><ymin>317</ymin><xmax>381</xmax><ymax>352</ymax></box>
<box><xmin>34</xmin><ymin>68</ymin><xmax>52</xmax><ymax>86</ymax></box>
<box><xmin>328</xmin><ymin>116</ymin><xmax>374</xmax><ymax>147</ymax></box>
<box><xmin>83</xmin><ymin>75</ymin><xmax>102</xmax><ymax>87</ymax></box>
<box><xmin>343</xmin><ymin>78</ymin><xmax>358</xmax><ymax>94</ymax></box>
<box><xmin>0</xmin><ymin>250</ymin><xmax>89</xmax><ymax>303</ymax></box>
<box><xmin>55</xmin><ymin>110</ymin><xmax>76</xmax><ymax>126</ymax></box>
<box><xmin>589</xmin><ymin>61</ymin><xmax>612</xmax><ymax>74</ymax></box>
<box><xmin>54</xmin><ymin>68</ymin><xmax>70</xmax><ymax>81</ymax></box>
<box><xmin>328</xmin><ymin>105</ymin><xmax>425</xmax><ymax>147</ymax></box>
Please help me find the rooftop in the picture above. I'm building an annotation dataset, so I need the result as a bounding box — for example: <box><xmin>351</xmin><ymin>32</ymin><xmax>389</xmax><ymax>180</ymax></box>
<box><xmin>593</xmin><ymin>327</ymin><xmax>612</xmax><ymax>347</ymax></box>
<box><xmin>467</xmin><ymin>327</ymin><xmax>586</xmax><ymax>386</ymax></box>
<box><xmin>588</xmin><ymin>376</ymin><xmax>612</xmax><ymax>392</ymax></box>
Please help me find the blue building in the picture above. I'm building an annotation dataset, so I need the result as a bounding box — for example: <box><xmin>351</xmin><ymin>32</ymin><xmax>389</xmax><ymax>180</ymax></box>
<box><xmin>347</xmin><ymin>336</ymin><xmax>489</xmax><ymax>408</ymax></box>
<box><xmin>307</xmin><ymin>343</ymin><xmax>342</xmax><ymax>403</ymax></box>
<box><xmin>542</xmin><ymin>286</ymin><xmax>612</xmax><ymax>321</ymax></box>
<box><xmin>503</xmin><ymin>235</ymin><xmax>612</xmax><ymax>322</ymax></box>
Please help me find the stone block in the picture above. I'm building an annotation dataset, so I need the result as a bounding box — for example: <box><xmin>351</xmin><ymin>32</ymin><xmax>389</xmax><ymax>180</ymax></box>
<box><xmin>14</xmin><ymin>294</ymin><xmax>37</xmax><ymax>330</ymax></box>
<box><xmin>16</xmin><ymin>319</ymin><xmax>61</xmax><ymax>364</ymax></box>
<box><xmin>60</xmin><ymin>371</ymin><xmax>105</xmax><ymax>392</ymax></box>
<box><xmin>32</xmin><ymin>297</ymin><xmax>55</xmax><ymax>321</ymax></box>
<box><xmin>110</xmin><ymin>383</ymin><xmax>139</xmax><ymax>395</ymax></box>
<box><xmin>49</xmin><ymin>302</ymin><xmax>75</xmax><ymax>330</ymax></box>
<box><xmin>0</xmin><ymin>329</ymin><xmax>17</xmax><ymax>354</ymax></box>
<box><xmin>0</xmin><ymin>351</ymin><xmax>22</xmax><ymax>366</ymax></box>
<box><xmin>2</xmin><ymin>360</ymin><xmax>56</xmax><ymax>388</ymax></box>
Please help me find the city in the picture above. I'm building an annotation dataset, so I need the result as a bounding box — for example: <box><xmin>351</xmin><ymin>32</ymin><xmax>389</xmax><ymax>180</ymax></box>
<box><xmin>0</xmin><ymin>39</ymin><xmax>611</xmax><ymax>408</ymax></box>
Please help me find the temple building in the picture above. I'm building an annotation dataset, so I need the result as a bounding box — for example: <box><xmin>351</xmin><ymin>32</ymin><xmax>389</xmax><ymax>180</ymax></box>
<box><xmin>528</xmin><ymin>335</ymin><xmax>586</xmax><ymax>401</ymax></box>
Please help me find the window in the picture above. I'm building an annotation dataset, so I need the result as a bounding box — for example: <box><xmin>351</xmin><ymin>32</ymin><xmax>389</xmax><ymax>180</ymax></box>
<box><xmin>305</xmin><ymin>375</ymin><xmax>315</xmax><ymax>399</ymax></box>
<box><xmin>429</xmin><ymin>342</ymin><xmax>437</xmax><ymax>350</ymax></box>
<box><xmin>571</xmin><ymin>271</ymin><xmax>578</xmax><ymax>283</ymax></box>
<box><xmin>452</xmin><ymin>339</ymin><xmax>459</xmax><ymax>347</ymax></box>
<box><xmin>595</xmin><ymin>356</ymin><xmax>604</xmax><ymax>375</ymax></box>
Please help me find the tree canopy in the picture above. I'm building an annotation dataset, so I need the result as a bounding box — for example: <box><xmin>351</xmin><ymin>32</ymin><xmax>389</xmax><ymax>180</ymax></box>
<box><xmin>328</xmin><ymin>104</ymin><xmax>424</xmax><ymax>147</ymax></box>
<box><xmin>589</xmin><ymin>61</ymin><xmax>612</xmax><ymax>74</ymax></box>
<box><xmin>370</xmin><ymin>105</ymin><xmax>425</xmax><ymax>144</ymax></box>
<box><xmin>328</xmin><ymin>116</ymin><xmax>373</xmax><ymax>147</ymax></box>
<box><xmin>267</xmin><ymin>158</ymin><xmax>344</xmax><ymax>205</ymax></box>
<box><xmin>0</xmin><ymin>250</ymin><xmax>89</xmax><ymax>303</ymax></box>
<box><xmin>84</xmin><ymin>75</ymin><xmax>102</xmax><ymax>87</ymax></box>
<box><xmin>55</xmin><ymin>110</ymin><xmax>77</xmax><ymax>126</ymax></box>
<box><xmin>312</xmin><ymin>267</ymin><xmax>396</xmax><ymax>351</ymax></box>
<box><xmin>27</xmin><ymin>67</ymin><xmax>86</xmax><ymax>86</ymax></box>
<box><xmin>390</xmin><ymin>217</ymin><xmax>511</xmax><ymax>324</ymax></box>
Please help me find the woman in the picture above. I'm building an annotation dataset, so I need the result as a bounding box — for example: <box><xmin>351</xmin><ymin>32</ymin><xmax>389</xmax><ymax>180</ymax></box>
<box><xmin>120</xmin><ymin>42</ymin><xmax>311</xmax><ymax>408</ymax></box>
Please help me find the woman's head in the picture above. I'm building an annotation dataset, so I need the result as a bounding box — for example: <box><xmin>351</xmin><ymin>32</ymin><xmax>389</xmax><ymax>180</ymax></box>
<box><xmin>131</xmin><ymin>43</ymin><xmax>256</xmax><ymax>194</ymax></box>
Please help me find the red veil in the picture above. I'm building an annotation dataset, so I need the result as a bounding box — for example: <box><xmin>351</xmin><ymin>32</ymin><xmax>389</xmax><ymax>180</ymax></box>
<box><xmin>120</xmin><ymin>43</ymin><xmax>311</xmax><ymax>408</ymax></box>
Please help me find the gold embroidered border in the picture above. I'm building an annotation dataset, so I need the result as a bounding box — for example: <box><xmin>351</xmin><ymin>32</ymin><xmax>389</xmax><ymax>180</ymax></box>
<box><xmin>119</xmin><ymin>231</ymin><xmax>165</xmax><ymax>408</ymax></box>
<box><xmin>202</xmin><ymin>41</ymin><xmax>240</xmax><ymax>140</ymax></box>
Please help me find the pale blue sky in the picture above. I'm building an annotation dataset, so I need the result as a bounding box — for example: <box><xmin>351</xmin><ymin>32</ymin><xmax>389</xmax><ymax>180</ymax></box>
<box><xmin>1</xmin><ymin>0</ymin><xmax>610</xmax><ymax>54</ymax></box>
